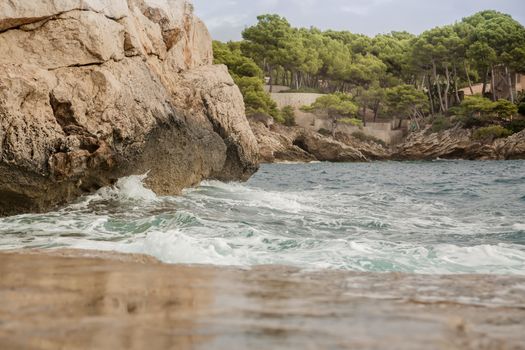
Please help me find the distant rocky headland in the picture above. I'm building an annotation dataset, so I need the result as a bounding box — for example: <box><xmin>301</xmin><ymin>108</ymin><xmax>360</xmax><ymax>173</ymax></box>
<box><xmin>250</xmin><ymin>118</ymin><xmax>525</xmax><ymax>164</ymax></box>
<box><xmin>248</xmin><ymin>88</ymin><xmax>525</xmax><ymax>163</ymax></box>
<box><xmin>213</xmin><ymin>12</ymin><xmax>525</xmax><ymax>165</ymax></box>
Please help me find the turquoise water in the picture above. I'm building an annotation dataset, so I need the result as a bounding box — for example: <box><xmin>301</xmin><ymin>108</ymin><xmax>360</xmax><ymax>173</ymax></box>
<box><xmin>1</xmin><ymin>161</ymin><xmax>524</xmax><ymax>274</ymax></box>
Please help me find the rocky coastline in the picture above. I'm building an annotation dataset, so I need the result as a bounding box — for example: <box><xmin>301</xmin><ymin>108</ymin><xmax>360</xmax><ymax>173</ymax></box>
<box><xmin>250</xmin><ymin>120</ymin><xmax>525</xmax><ymax>163</ymax></box>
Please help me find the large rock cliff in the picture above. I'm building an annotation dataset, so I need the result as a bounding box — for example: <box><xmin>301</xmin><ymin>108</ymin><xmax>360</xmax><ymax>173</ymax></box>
<box><xmin>0</xmin><ymin>0</ymin><xmax>259</xmax><ymax>216</ymax></box>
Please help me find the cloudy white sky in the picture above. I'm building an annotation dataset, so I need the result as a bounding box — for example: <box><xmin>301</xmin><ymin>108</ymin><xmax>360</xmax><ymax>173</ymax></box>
<box><xmin>192</xmin><ymin>0</ymin><xmax>525</xmax><ymax>41</ymax></box>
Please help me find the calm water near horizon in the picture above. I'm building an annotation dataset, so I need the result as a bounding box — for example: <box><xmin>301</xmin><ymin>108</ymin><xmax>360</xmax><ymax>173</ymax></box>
<box><xmin>0</xmin><ymin>160</ymin><xmax>524</xmax><ymax>275</ymax></box>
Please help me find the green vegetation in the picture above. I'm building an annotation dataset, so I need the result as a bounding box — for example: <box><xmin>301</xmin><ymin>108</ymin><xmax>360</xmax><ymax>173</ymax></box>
<box><xmin>472</xmin><ymin>125</ymin><xmax>513</xmax><ymax>141</ymax></box>
<box><xmin>213</xmin><ymin>41</ymin><xmax>280</xmax><ymax>119</ymax></box>
<box><xmin>280</xmin><ymin>87</ymin><xmax>323</xmax><ymax>94</ymax></box>
<box><xmin>351</xmin><ymin>131</ymin><xmax>387</xmax><ymax>147</ymax></box>
<box><xmin>280</xmin><ymin>106</ymin><xmax>296</xmax><ymax>126</ymax></box>
<box><xmin>301</xmin><ymin>93</ymin><xmax>358</xmax><ymax>136</ymax></box>
<box><xmin>339</xmin><ymin>118</ymin><xmax>364</xmax><ymax>128</ymax></box>
<box><xmin>455</xmin><ymin>96</ymin><xmax>518</xmax><ymax>129</ymax></box>
<box><xmin>384</xmin><ymin>85</ymin><xmax>429</xmax><ymax>128</ymax></box>
<box><xmin>519</xmin><ymin>103</ymin><xmax>525</xmax><ymax>116</ymax></box>
<box><xmin>213</xmin><ymin>10</ymin><xmax>525</xmax><ymax>138</ymax></box>
<box><xmin>429</xmin><ymin>115</ymin><xmax>454</xmax><ymax>133</ymax></box>
<box><xmin>507</xmin><ymin>119</ymin><xmax>525</xmax><ymax>133</ymax></box>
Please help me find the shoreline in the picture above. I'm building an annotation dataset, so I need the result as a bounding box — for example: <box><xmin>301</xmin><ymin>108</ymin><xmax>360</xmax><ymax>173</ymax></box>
<box><xmin>251</xmin><ymin>121</ymin><xmax>525</xmax><ymax>164</ymax></box>
<box><xmin>1</xmin><ymin>249</ymin><xmax>524</xmax><ymax>349</ymax></box>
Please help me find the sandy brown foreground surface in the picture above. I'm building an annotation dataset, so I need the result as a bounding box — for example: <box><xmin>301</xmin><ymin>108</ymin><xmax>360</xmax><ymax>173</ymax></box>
<box><xmin>1</xmin><ymin>250</ymin><xmax>524</xmax><ymax>350</ymax></box>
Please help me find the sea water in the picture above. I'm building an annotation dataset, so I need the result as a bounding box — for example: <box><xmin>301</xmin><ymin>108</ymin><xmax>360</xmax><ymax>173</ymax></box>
<box><xmin>1</xmin><ymin>161</ymin><xmax>524</xmax><ymax>275</ymax></box>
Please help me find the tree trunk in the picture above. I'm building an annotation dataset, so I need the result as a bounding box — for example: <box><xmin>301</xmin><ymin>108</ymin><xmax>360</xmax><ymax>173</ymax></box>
<box><xmin>432</xmin><ymin>61</ymin><xmax>445</xmax><ymax>113</ymax></box>
<box><xmin>411</xmin><ymin>111</ymin><xmax>421</xmax><ymax>131</ymax></box>
<box><xmin>418</xmin><ymin>75</ymin><xmax>425</xmax><ymax>90</ymax></box>
<box><xmin>373</xmin><ymin>103</ymin><xmax>380</xmax><ymax>122</ymax></box>
<box><xmin>444</xmin><ymin>65</ymin><xmax>451</xmax><ymax>111</ymax></box>
<box><xmin>491</xmin><ymin>65</ymin><xmax>496</xmax><ymax>101</ymax></box>
<box><xmin>427</xmin><ymin>74</ymin><xmax>435</xmax><ymax>115</ymax></box>
<box><xmin>482</xmin><ymin>68</ymin><xmax>489</xmax><ymax>97</ymax></box>
<box><xmin>506</xmin><ymin>66</ymin><xmax>514</xmax><ymax>103</ymax></box>
<box><xmin>464</xmin><ymin>62</ymin><xmax>474</xmax><ymax>95</ymax></box>
<box><xmin>453</xmin><ymin>64</ymin><xmax>460</xmax><ymax>105</ymax></box>
<box><xmin>331</xmin><ymin>117</ymin><xmax>337</xmax><ymax>138</ymax></box>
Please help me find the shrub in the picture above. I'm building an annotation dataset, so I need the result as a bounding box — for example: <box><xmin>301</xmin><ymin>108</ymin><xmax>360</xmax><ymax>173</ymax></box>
<box><xmin>235</xmin><ymin>76</ymin><xmax>282</xmax><ymax>122</ymax></box>
<box><xmin>507</xmin><ymin>118</ymin><xmax>525</xmax><ymax>133</ymax></box>
<box><xmin>472</xmin><ymin>125</ymin><xmax>513</xmax><ymax>141</ymax></box>
<box><xmin>429</xmin><ymin>116</ymin><xmax>452</xmax><ymax>134</ymax></box>
<box><xmin>339</xmin><ymin>117</ymin><xmax>364</xmax><ymax>128</ymax></box>
<box><xmin>492</xmin><ymin>99</ymin><xmax>518</xmax><ymax>120</ymax></box>
<box><xmin>351</xmin><ymin>131</ymin><xmax>387</xmax><ymax>147</ymax></box>
<box><xmin>303</xmin><ymin>93</ymin><xmax>359</xmax><ymax>119</ymax></box>
<box><xmin>280</xmin><ymin>105</ymin><xmax>296</xmax><ymax>126</ymax></box>
<box><xmin>457</xmin><ymin>96</ymin><xmax>518</xmax><ymax>127</ymax></box>
<box><xmin>518</xmin><ymin>102</ymin><xmax>525</xmax><ymax>116</ymax></box>
<box><xmin>456</xmin><ymin>114</ymin><xmax>485</xmax><ymax>128</ymax></box>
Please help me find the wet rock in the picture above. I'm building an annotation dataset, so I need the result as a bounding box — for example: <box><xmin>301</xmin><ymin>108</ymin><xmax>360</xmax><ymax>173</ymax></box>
<box><xmin>0</xmin><ymin>0</ymin><xmax>258</xmax><ymax>216</ymax></box>
<box><xmin>1</xmin><ymin>249</ymin><xmax>524</xmax><ymax>350</ymax></box>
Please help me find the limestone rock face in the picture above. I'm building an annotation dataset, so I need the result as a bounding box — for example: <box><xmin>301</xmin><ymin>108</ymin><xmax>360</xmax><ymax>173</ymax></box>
<box><xmin>394</xmin><ymin>127</ymin><xmax>525</xmax><ymax>160</ymax></box>
<box><xmin>249</xmin><ymin>122</ymin><xmax>316</xmax><ymax>163</ymax></box>
<box><xmin>393</xmin><ymin>128</ymin><xmax>474</xmax><ymax>160</ymax></box>
<box><xmin>334</xmin><ymin>132</ymin><xmax>391</xmax><ymax>161</ymax></box>
<box><xmin>249</xmin><ymin>121</ymin><xmax>389</xmax><ymax>163</ymax></box>
<box><xmin>0</xmin><ymin>0</ymin><xmax>129</xmax><ymax>31</ymax></box>
<box><xmin>488</xmin><ymin>130</ymin><xmax>525</xmax><ymax>160</ymax></box>
<box><xmin>250</xmin><ymin>119</ymin><xmax>525</xmax><ymax>164</ymax></box>
<box><xmin>292</xmin><ymin>130</ymin><xmax>368</xmax><ymax>162</ymax></box>
<box><xmin>0</xmin><ymin>0</ymin><xmax>258</xmax><ymax>216</ymax></box>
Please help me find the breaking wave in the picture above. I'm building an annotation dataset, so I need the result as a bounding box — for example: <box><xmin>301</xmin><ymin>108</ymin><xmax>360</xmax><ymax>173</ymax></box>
<box><xmin>1</xmin><ymin>161</ymin><xmax>525</xmax><ymax>275</ymax></box>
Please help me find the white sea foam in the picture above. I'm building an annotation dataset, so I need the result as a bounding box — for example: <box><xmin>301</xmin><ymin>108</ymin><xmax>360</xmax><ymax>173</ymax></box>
<box><xmin>513</xmin><ymin>223</ymin><xmax>525</xmax><ymax>231</ymax></box>
<box><xmin>194</xmin><ymin>180</ymin><xmax>314</xmax><ymax>213</ymax></box>
<box><xmin>1</xmin><ymin>161</ymin><xmax>524</xmax><ymax>275</ymax></box>
<box><xmin>435</xmin><ymin>244</ymin><xmax>525</xmax><ymax>268</ymax></box>
<box><xmin>98</xmin><ymin>173</ymin><xmax>157</xmax><ymax>202</ymax></box>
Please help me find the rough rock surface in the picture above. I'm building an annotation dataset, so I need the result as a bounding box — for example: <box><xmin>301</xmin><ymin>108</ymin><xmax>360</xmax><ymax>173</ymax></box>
<box><xmin>2</xmin><ymin>249</ymin><xmax>525</xmax><ymax>350</ymax></box>
<box><xmin>250</xmin><ymin>120</ymin><xmax>389</xmax><ymax>163</ymax></box>
<box><xmin>394</xmin><ymin>127</ymin><xmax>525</xmax><ymax>160</ymax></box>
<box><xmin>249</xmin><ymin>122</ymin><xmax>316</xmax><ymax>163</ymax></box>
<box><xmin>251</xmin><ymin>119</ymin><xmax>525</xmax><ymax>164</ymax></box>
<box><xmin>0</xmin><ymin>0</ymin><xmax>259</xmax><ymax>216</ymax></box>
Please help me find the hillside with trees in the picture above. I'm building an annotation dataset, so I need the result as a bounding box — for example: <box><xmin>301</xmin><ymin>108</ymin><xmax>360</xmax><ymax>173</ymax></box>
<box><xmin>214</xmin><ymin>10</ymin><xmax>525</xmax><ymax>141</ymax></box>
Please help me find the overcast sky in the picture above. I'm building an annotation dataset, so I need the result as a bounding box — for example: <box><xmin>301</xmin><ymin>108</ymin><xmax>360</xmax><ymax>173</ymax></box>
<box><xmin>192</xmin><ymin>0</ymin><xmax>525</xmax><ymax>41</ymax></box>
